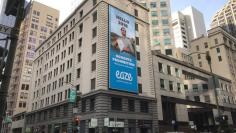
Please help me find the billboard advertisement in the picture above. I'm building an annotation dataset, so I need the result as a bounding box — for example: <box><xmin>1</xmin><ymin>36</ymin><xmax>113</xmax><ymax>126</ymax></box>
<box><xmin>109</xmin><ymin>6</ymin><xmax>137</xmax><ymax>93</ymax></box>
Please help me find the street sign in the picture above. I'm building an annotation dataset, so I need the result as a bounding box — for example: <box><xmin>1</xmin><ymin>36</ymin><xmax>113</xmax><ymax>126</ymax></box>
<box><xmin>0</xmin><ymin>24</ymin><xmax>17</xmax><ymax>36</ymax></box>
<box><xmin>69</xmin><ymin>89</ymin><xmax>76</xmax><ymax>103</ymax></box>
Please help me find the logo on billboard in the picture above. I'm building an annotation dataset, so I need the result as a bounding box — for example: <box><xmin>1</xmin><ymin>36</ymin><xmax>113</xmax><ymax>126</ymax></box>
<box><xmin>109</xmin><ymin>6</ymin><xmax>138</xmax><ymax>93</ymax></box>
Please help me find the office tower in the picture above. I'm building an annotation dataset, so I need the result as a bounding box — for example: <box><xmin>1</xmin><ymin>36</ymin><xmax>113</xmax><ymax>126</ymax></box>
<box><xmin>211</xmin><ymin>0</ymin><xmax>236</xmax><ymax>37</ymax></box>
<box><xmin>4</xmin><ymin>1</ymin><xmax>59</xmax><ymax>133</ymax></box>
<box><xmin>136</xmin><ymin>0</ymin><xmax>176</xmax><ymax>57</ymax></box>
<box><xmin>172</xmin><ymin>6</ymin><xmax>206</xmax><ymax>50</ymax></box>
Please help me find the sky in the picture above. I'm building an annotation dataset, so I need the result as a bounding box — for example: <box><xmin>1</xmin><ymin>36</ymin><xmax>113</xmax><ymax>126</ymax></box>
<box><xmin>33</xmin><ymin>0</ymin><xmax>228</xmax><ymax>30</ymax></box>
<box><xmin>170</xmin><ymin>0</ymin><xmax>228</xmax><ymax>30</ymax></box>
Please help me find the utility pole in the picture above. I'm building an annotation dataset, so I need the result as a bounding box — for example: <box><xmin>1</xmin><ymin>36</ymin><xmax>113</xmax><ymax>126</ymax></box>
<box><xmin>0</xmin><ymin>0</ymin><xmax>25</xmax><ymax>131</ymax></box>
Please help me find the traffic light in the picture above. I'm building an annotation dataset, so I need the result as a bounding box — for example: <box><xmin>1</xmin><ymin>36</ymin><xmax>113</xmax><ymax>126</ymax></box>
<box><xmin>75</xmin><ymin>116</ymin><xmax>80</xmax><ymax>126</ymax></box>
<box><xmin>0</xmin><ymin>46</ymin><xmax>8</xmax><ymax>80</ymax></box>
<box><xmin>216</xmin><ymin>115</ymin><xmax>228</xmax><ymax>123</ymax></box>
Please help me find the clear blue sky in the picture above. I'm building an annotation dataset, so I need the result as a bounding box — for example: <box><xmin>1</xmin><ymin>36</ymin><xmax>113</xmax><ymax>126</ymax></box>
<box><xmin>170</xmin><ymin>0</ymin><xmax>228</xmax><ymax>30</ymax></box>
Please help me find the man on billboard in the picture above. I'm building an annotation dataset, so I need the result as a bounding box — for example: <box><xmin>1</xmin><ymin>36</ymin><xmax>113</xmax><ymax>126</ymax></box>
<box><xmin>112</xmin><ymin>27</ymin><xmax>135</xmax><ymax>56</ymax></box>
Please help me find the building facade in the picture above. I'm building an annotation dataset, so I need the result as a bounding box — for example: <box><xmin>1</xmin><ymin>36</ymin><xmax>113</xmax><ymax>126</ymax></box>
<box><xmin>3</xmin><ymin>1</ymin><xmax>59</xmax><ymax>133</ymax></box>
<box><xmin>211</xmin><ymin>0</ymin><xmax>236</xmax><ymax>37</ymax></box>
<box><xmin>153</xmin><ymin>51</ymin><xmax>236</xmax><ymax>133</ymax></box>
<box><xmin>25</xmin><ymin>0</ymin><xmax>157</xmax><ymax>133</ymax></box>
<box><xmin>172</xmin><ymin>6</ymin><xmax>206</xmax><ymax>50</ymax></box>
<box><xmin>135</xmin><ymin>0</ymin><xmax>175</xmax><ymax>57</ymax></box>
<box><xmin>191</xmin><ymin>27</ymin><xmax>236</xmax><ymax>100</ymax></box>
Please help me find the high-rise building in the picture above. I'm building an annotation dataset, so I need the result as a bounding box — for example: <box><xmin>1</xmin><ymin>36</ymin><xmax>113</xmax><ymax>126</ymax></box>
<box><xmin>3</xmin><ymin>1</ymin><xmax>59</xmax><ymax>133</ymax></box>
<box><xmin>135</xmin><ymin>0</ymin><xmax>175</xmax><ymax>57</ymax></box>
<box><xmin>172</xmin><ymin>6</ymin><xmax>206</xmax><ymax>64</ymax></box>
<box><xmin>25</xmin><ymin>0</ymin><xmax>157</xmax><ymax>133</ymax></box>
<box><xmin>211</xmin><ymin>0</ymin><xmax>236</xmax><ymax>37</ymax></box>
<box><xmin>172</xmin><ymin>6</ymin><xmax>206</xmax><ymax>50</ymax></box>
<box><xmin>191</xmin><ymin>26</ymin><xmax>236</xmax><ymax>105</ymax></box>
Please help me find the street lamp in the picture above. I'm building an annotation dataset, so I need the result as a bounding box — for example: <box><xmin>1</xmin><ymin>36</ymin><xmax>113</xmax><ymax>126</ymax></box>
<box><xmin>187</xmin><ymin>52</ymin><xmax>221</xmax><ymax>131</ymax></box>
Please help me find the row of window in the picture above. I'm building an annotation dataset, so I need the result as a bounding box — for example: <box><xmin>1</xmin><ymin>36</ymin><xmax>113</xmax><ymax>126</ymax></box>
<box><xmin>158</xmin><ymin>62</ymin><xmax>181</xmax><ymax>77</ymax></box>
<box><xmin>160</xmin><ymin>78</ymin><xmax>182</xmax><ymax>92</ymax></box>
<box><xmin>141</xmin><ymin>1</ymin><xmax>168</xmax><ymax>8</ymax></box>
<box><xmin>152</xmin><ymin>19</ymin><xmax>169</xmax><ymax>26</ymax></box>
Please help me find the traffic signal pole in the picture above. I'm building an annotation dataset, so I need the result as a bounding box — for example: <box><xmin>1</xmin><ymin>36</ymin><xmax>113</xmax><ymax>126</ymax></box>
<box><xmin>0</xmin><ymin>0</ymin><xmax>25</xmax><ymax>131</ymax></box>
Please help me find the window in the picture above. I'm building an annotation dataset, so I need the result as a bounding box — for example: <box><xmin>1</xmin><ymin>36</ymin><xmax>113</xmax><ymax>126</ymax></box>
<box><xmin>90</xmin><ymin>98</ymin><xmax>95</xmax><ymax>111</ymax></box>
<box><xmin>184</xmin><ymin>84</ymin><xmax>188</xmax><ymax>90</ymax></box>
<box><xmin>175</xmin><ymin>68</ymin><xmax>179</xmax><ymax>77</ymax></box>
<box><xmin>161</xmin><ymin>10</ymin><xmax>168</xmax><ymax>16</ymax></box>
<box><xmin>194</xmin><ymin>96</ymin><xmax>200</xmax><ymax>102</ymax></box>
<box><xmin>79</xmin><ymin>38</ymin><xmax>82</xmax><ymax>47</ymax></box>
<box><xmin>92</xmin><ymin>43</ymin><xmax>96</xmax><ymax>54</ymax></box>
<box><xmin>82</xmin><ymin>100</ymin><xmax>86</xmax><ymax>112</ymax></box>
<box><xmin>136</xmin><ymin>52</ymin><xmax>140</xmax><ymax>60</ymax></box>
<box><xmin>153</xmin><ymin>39</ymin><xmax>160</xmax><ymax>46</ymax></box>
<box><xmin>177</xmin><ymin>83</ymin><xmax>181</xmax><ymax>92</ymax></box>
<box><xmin>137</xmin><ymin>67</ymin><xmax>141</xmax><ymax>76</ymax></box>
<box><xmin>134</xmin><ymin>9</ymin><xmax>138</xmax><ymax>16</ymax></box>
<box><xmin>140</xmin><ymin>101</ymin><xmax>148</xmax><ymax>113</ymax></box>
<box><xmin>160</xmin><ymin>79</ymin><xmax>165</xmax><ymax>89</ymax></box>
<box><xmin>198</xmin><ymin>54</ymin><xmax>201</xmax><ymax>59</ymax></box>
<box><xmin>167</xmin><ymin>65</ymin><xmax>171</xmax><ymax>75</ymax></box>
<box><xmin>158</xmin><ymin>62</ymin><xmax>163</xmax><ymax>72</ymax></box>
<box><xmin>204</xmin><ymin>95</ymin><xmax>210</xmax><ymax>103</ymax></box>
<box><xmin>76</xmin><ymin>84</ymin><xmax>80</xmax><ymax>91</ymax></box>
<box><xmin>91</xmin><ymin>60</ymin><xmax>96</xmax><ymax>71</ymax></box>
<box><xmin>199</xmin><ymin>61</ymin><xmax>202</xmax><ymax>67</ymax></box>
<box><xmin>138</xmin><ymin>84</ymin><xmax>142</xmax><ymax>93</ymax></box>
<box><xmin>92</xmin><ymin>27</ymin><xmax>97</xmax><ymax>38</ymax></box>
<box><xmin>111</xmin><ymin>97</ymin><xmax>122</xmax><ymax>111</ymax></box>
<box><xmin>169</xmin><ymin>81</ymin><xmax>173</xmax><ymax>91</ymax></box>
<box><xmin>151</xmin><ymin>11</ymin><xmax>158</xmax><ymax>17</ymax></box>
<box><xmin>136</xmin><ymin>37</ymin><xmax>139</xmax><ymax>45</ymax></box>
<box><xmin>78</xmin><ymin>53</ymin><xmax>82</xmax><ymax>62</ymax></box>
<box><xmin>152</xmin><ymin>20</ymin><xmax>158</xmax><ymax>26</ymax></box>
<box><xmin>77</xmin><ymin>68</ymin><xmax>81</xmax><ymax>78</ymax></box>
<box><xmin>193</xmin><ymin>84</ymin><xmax>198</xmax><ymax>91</ymax></box>
<box><xmin>218</xmin><ymin>56</ymin><xmax>222</xmax><ymax>62</ymax></box>
<box><xmin>135</xmin><ymin>23</ymin><xmax>139</xmax><ymax>31</ymax></box>
<box><xmin>91</xmin><ymin>78</ymin><xmax>96</xmax><ymax>90</ymax></box>
<box><xmin>214</xmin><ymin>38</ymin><xmax>218</xmax><ymax>44</ymax></box>
<box><xmin>150</xmin><ymin>2</ymin><xmax>156</xmax><ymax>8</ymax></box>
<box><xmin>164</xmin><ymin>38</ymin><xmax>171</xmax><ymax>45</ymax></box>
<box><xmin>196</xmin><ymin>45</ymin><xmax>199</xmax><ymax>51</ymax></box>
<box><xmin>202</xmin><ymin>84</ymin><xmax>208</xmax><ymax>90</ymax></box>
<box><xmin>165</xmin><ymin>49</ymin><xmax>172</xmax><ymax>55</ymax></box>
<box><xmin>160</xmin><ymin>1</ymin><xmax>167</xmax><ymax>7</ymax></box>
<box><xmin>216</xmin><ymin>47</ymin><xmax>220</xmax><ymax>53</ymax></box>
<box><xmin>163</xmin><ymin>29</ymin><xmax>170</xmax><ymax>35</ymax></box>
<box><xmin>80</xmin><ymin>10</ymin><xmax>83</xmax><ymax>18</ymax></box>
<box><xmin>93</xmin><ymin>11</ymin><xmax>97</xmax><ymax>22</ymax></box>
<box><xmin>162</xmin><ymin>19</ymin><xmax>169</xmax><ymax>25</ymax></box>
<box><xmin>204</xmin><ymin>42</ymin><xmax>208</xmax><ymax>48</ymax></box>
<box><xmin>79</xmin><ymin>24</ymin><xmax>83</xmax><ymax>33</ymax></box>
<box><xmin>128</xmin><ymin>100</ymin><xmax>135</xmax><ymax>112</ymax></box>
<box><xmin>152</xmin><ymin>29</ymin><xmax>159</xmax><ymax>36</ymax></box>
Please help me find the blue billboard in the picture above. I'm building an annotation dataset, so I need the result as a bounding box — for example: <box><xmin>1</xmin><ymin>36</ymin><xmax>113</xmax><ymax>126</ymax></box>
<box><xmin>109</xmin><ymin>6</ymin><xmax>138</xmax><ymax>93</ymax></box>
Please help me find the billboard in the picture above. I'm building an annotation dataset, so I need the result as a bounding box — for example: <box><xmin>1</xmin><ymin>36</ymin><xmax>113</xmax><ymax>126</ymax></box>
<box><xmin>109</xmin><ymin>6</ymin><xmax>137</xmax><ymax>93</ymax></box>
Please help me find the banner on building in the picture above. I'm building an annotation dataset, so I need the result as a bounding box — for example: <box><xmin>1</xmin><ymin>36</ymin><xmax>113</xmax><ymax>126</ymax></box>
<box><xmin>109</xmin><ymin>6</ymin><xmax>137</xmax><ymax>93</ymax></box>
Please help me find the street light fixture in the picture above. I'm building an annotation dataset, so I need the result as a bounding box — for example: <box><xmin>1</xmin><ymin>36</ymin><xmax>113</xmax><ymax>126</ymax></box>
<box><xmin>187</xmin><ymin>52</ymin><xmax>221</xmax><ymax>132</ymax></box>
